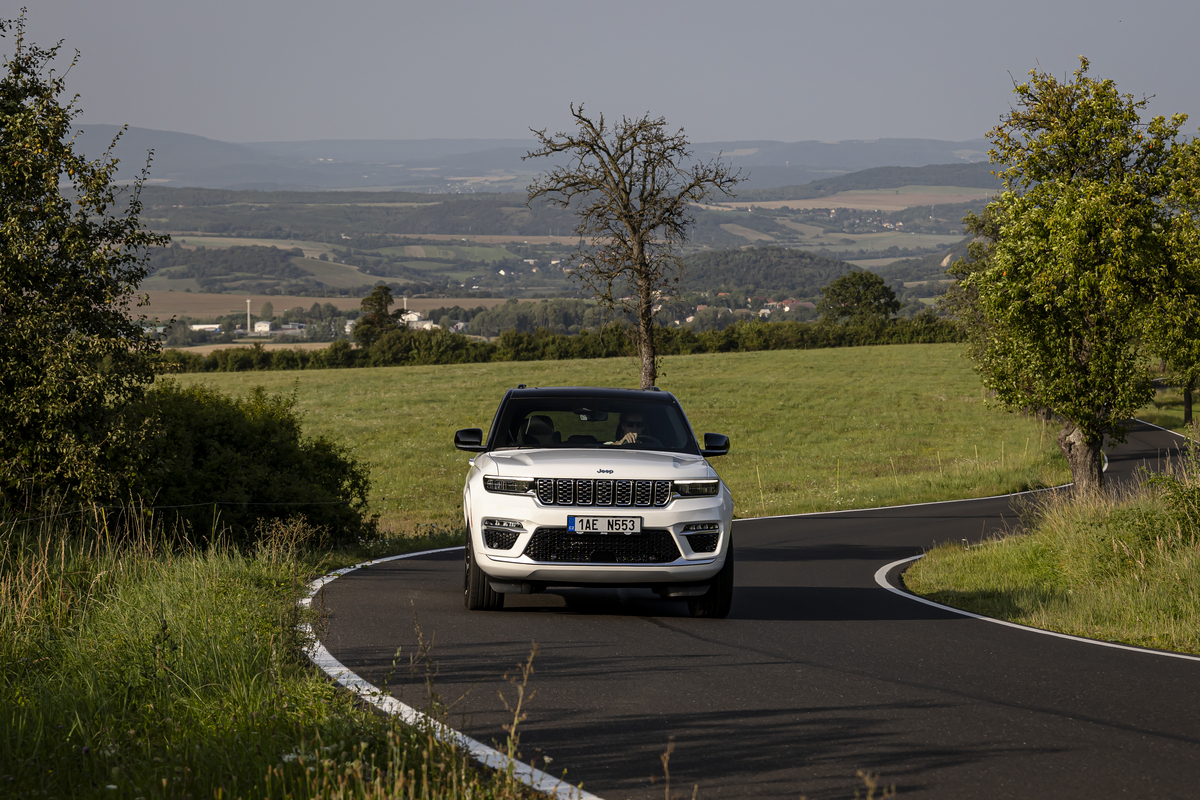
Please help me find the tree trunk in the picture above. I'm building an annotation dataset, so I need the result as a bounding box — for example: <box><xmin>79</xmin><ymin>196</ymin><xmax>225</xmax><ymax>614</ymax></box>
<box><xmin>1184</xmin><ymin>379</ymin><xmax>1193</xmax><ymax>426</ymax></box>
<box><xmin>1057</xmin><ymin>423</ymin><xmax>1103</xmax><ymax>493</ymax></box>
<box><xmin>636</xmin><ymin>271</ymin><xmax>656</xmax><ymax>387</ymax></box>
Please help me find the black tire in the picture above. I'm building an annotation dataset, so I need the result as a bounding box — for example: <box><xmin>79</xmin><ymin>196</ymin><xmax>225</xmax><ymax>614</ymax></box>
<box><xmin>688</xmin><ymin>545</ymin><xmax>734</xmax><ymax>618</ymax></box>
<box><xmin>464</xmin><ymin>530</ymin><xmax>504</xmax><ymax>610</ymax></box>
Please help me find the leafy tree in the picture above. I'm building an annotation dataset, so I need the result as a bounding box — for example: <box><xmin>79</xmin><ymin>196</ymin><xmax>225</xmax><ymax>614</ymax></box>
<box><xmin>818</xmin><ymin>270</ymin><xmax>900</xmax><ymax>324</ymax></box>
<box><xmin>353</xmin><ymin>284</ymin><xmax>399</xmax><ymax>347</ymax></box>
<box><xmin>0</xmin><ymin>17</ymin><xmax>167</xmax><ymax>507</ymax></box>
<box><xmin>526</xmin><ymin>105</ymin><xmax>741</xmax><ymax>387</ymax></box>
<box><xmin>1145</xmin><ymin>137</ymin><xmax>1200</xmax><ymax>424</ymax></box>
<box><xmin>952</xmin><ymin>57</ymin><xmax>1194</xmax><ymax>491</ymax></box>
<box><xmin>259</xmin><ymin>300</ymin><xmax>274</xmax><ymax>320</ymax></box>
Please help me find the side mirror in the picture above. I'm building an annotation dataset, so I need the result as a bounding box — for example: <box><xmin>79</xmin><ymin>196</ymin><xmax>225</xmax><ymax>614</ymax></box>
<box><xmin>454</xmin><ymin>428</ymin><xmax>486</xmax><ymax>453</ymax></box>
<box><xmin>701</xmin><ymin>432</ymin><xmax>729</xmax><ymax>457</ymax></box>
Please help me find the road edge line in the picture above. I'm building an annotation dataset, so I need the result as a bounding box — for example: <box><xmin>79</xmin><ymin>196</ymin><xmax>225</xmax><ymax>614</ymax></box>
<box><xmin>299</xmin><ymin>546</ymin><xmax>602</xmax><ymax>800</ymax></box>
<box><xmin>874</xmin><ymin>556</ymin><xmax>1200</xmax><ymax>664</ymax></box>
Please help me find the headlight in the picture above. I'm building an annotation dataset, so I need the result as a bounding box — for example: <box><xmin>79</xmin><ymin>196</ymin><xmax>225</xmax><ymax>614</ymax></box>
<box><xmin>483</xmin><ymin>476</ymin><xmax>535</xmax><ymax>495</ymax></box>
<box><xmin>673</xmin><ymin>479</ymin><xmax>720</xmax><ymax>498</ymax></box>
<box><xmin>683</xmin><ymin>522</ymin><xmax>721</xmax><ymax>532</ymax></box>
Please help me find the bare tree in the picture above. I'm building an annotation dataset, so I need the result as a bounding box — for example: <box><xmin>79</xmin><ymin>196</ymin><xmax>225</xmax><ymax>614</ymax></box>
<box><xmin>525</xmin><ymin>105</ymin><xmax>741</xmax><ymax>388</ymax></box>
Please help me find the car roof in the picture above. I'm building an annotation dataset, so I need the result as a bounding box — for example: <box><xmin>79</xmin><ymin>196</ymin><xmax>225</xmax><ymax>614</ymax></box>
<box><xmin>506</xmin><ymin>386</ymin><xmax>678</xmax><ymax>403</ymax></box>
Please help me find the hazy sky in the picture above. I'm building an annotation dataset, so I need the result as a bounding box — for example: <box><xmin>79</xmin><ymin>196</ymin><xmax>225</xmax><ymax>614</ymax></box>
<box><xmin>20</xmin><ymin>0</ymin><xmax>1200</xmax><ymax>144</ymax></box>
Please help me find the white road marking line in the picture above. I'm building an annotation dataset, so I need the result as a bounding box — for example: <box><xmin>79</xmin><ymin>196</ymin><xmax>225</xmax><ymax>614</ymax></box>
<box><xmin>300</xmin><ymin>546</ymin><xmax>601</xmax><ymax>800</ymax></box>
<box><xmin>874</xmin><ymin>556</ymin><xmax>1200</xmax><ymax>664</ymax></box>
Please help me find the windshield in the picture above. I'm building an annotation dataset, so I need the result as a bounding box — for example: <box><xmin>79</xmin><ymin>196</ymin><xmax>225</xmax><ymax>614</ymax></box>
<box><xmin>491</xmin><ymin>397</ymin><xmax>698</xmax><ymax>454</ymax></box>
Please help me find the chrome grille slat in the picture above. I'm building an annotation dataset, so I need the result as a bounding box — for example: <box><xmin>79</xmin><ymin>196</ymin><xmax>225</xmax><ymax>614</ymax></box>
<box><xmin>532</xmin><ymin>477</ymin><xmax>676</xmax><ymax>507</ymax></box>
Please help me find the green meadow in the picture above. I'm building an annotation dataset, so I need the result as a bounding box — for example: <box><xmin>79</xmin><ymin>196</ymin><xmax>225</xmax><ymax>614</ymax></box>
<box><xmin>170</xmin><ymin>343</ymin><xmax>1070</xmax><ymax>532</ymax></box>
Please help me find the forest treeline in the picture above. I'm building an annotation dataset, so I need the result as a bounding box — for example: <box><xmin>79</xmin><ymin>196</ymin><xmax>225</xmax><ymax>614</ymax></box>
<box><xmin>678</xmin><ymin>248</ymin><xmax>854</xmax><ymax>296</ymax></box>
<box><xmin>159</xmin><ymin>313</ymin><xmax>963</xmax><ymax>374</ymax></box>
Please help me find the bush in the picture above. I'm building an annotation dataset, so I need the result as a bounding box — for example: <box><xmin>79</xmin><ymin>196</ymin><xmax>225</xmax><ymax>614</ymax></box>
<box><xmin>135</xmin><ymin>382</ymin><xmax>375</xmax><ymax>546</ymax></box>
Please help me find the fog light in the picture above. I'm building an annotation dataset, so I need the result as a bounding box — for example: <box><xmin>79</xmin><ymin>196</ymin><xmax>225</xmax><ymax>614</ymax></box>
<box><xmin>483</xmin><ymin>518</ymin><xmax>525</xmax><ymax>530</ymax></box>
<box><xmin>683</xmin><ymin>522</ymin><xmax>721</xmax><ymax>532</ymax></box>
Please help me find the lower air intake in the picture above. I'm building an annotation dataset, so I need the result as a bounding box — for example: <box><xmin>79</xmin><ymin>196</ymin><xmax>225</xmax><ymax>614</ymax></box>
<box><xmin>484</xmin><ymin>529</ymin><xmax>520</xmax><ymax>550</ymax></box>
<box><xmin>686</xmin><ymin>532</ymin><xmax>719</xmax><ymax>553</ymax></box>
<box><xmin>523</xmin><ymin>528</ymin><xmax>681</xmax><ymax>564</ymax></box>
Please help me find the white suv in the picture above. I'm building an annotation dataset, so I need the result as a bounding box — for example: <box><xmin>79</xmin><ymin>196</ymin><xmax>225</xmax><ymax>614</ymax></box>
<box><xmin>455</xmin><ymin>386</ymin><xmax>735</xmax><ymax>617</ymax></box>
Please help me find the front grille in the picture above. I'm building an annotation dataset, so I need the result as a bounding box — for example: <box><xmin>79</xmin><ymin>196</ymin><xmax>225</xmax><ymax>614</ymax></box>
<box><xmin>484</xmin><ymin>528</ymin><xmax>520</xmax><ymax>550</ymax></box>
<box><xmin>523</xmin><ymin>528</ymin><xmax>682</xmax><ymax>564</ymax></box>
<box><xmin>534</xmin><ymin>478</ymin><xmax>671</xmax><ymax>507</ymax></box>
<box><xmin>686</xmin><ymin>532</ymin><xmax>719</xmax><ymax>553</ymax></box>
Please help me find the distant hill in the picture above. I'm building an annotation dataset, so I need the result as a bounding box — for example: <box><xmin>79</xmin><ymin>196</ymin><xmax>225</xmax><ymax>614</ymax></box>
<box><xmin>241</xmin><ymin>138</ymin><xmax>535</xmax><ymax>162</ymax></box>
<box><xmin>736</xmin><ymin>162</ymin><xmax>1002</xmax><ymax>202</ymax></box>
<box><xmin>695</xmin><ymin>137</ymin><xmax>988</xmax><ymax>168</ymax></box>
<box><xmin>72</xmin><ymin>125</ymin><xmax>991</xmax><ymax>192</ymax></box>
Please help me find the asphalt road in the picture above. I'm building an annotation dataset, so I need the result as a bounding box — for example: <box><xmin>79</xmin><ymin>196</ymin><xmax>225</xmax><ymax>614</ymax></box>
<box><xmin>317</xmin><ymin>421</ymin><xmax>1200</xmax><ymax>799</ymax></box>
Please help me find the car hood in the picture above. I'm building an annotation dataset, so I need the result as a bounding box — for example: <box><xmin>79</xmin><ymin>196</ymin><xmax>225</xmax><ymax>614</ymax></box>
<box><xmin>481</xmin><ymin>448</ymin><xmax>715</xmax><ymax>481</ymax></box>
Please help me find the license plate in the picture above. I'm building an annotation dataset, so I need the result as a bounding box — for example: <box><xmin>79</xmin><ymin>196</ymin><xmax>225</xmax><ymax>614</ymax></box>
<box><xmin>567</xmin><ymin>515</ymin><xmax>642</xmax><ymax>535</ymax></box>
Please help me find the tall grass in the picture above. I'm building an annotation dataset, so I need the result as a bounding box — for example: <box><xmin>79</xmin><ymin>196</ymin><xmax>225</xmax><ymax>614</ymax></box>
<box><xmin>0</xmin><ymin>509</ymin><xmax>538</xmax><ymax>799</ymax></box>
<box><xmin>904</xmin><ymin>450</ymin><xmax>1200</xmax><ymax>655</ymax></box>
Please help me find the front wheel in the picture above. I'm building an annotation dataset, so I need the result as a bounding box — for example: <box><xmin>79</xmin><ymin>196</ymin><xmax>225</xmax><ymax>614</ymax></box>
<box><xmin>687</xmin><ymin>545</ymin><xmax>734</xmax><ymax>618</ymax></box>
<box><xmin>464</xmin><ymin>530</ymin><xmax>503</xmax><ymax>610</ymax></box>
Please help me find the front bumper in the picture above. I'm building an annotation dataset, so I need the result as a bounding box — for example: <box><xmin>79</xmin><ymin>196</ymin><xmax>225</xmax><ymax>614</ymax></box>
<box><xmin>468</xmin><ymin>489</ymin><xmax>734</xmax><ymax>586</ymax></box>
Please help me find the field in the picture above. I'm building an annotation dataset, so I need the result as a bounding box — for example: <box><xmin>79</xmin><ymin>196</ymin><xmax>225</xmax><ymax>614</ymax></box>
<box><xmin>376</xmin><ymin>244</ymin><xmax>517</xmax><ymax>261</ymax></box>
<box><xmin>170</xmin><ymin>235</ymin><xmax>335</xmax><ymax>258</ymax></box>
<box><xmin>720</xmin><ymin>223</ymin><xmax>776</xmax><ymax>241</ymax></box>
<box><xmin>848</xmin><ymin>256</ymin><xmax>906</xmax><ymax>267</ymax></box>
<box><xmin>390</xmin><ymin>233</ymin><xmax>581</xmax><ymax>246</ymax></box>
<box><xmin>170</xmin><ymin>344</ymin><xmax>1070</xmax><ymax>532</ymax></box>
<box><xmin>290</xmin><ymin>257</ymin><xmax>379</xmax><ymax>289</ymax></box>
<box><xmin>721</xmin><ymin>185</ymin><xmax>994</xmax><ymax>212</ymax></box>
<box><xmin>797</xmin><ymin>230</ymin><xmax>964</xmax><ymax>252</ymax></box>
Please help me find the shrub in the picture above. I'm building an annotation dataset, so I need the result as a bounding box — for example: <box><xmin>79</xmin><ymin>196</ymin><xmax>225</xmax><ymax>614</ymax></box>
<box><xmin>135</xmin><ymin>382</ymin><xmax>375</xmax><ymax>546</ymax></box>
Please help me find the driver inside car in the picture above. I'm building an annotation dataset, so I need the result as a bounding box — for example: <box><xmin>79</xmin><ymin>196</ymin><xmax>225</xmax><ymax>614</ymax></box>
<box><xmin>611</xmin><ymin>411</ymin><xmax>648</xmax><ymax>445</ymax></box>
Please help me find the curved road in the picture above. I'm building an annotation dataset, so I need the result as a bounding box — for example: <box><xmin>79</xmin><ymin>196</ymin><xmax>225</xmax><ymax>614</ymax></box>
<box><xmin>318</xmin><ymin>421</ymin><xmax>1200</xmax><ymax>798</ymax></box>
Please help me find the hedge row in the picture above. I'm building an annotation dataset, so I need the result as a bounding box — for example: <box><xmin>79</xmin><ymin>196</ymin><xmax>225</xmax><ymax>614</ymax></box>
<box><xmin>158</xmin><ymin>315</ymin><xmax>964</xmax><ymax>374</ymax></box>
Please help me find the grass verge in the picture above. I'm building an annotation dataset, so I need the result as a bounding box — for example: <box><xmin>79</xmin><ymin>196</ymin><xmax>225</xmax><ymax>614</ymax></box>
<box><xmin>1137</xmin><ymin>385</ymin><xmax>1194</xmax><ymax>434</ymax></box>
<box><xmin>904</xmin><ymin>452</ymin><xmax>1200</xmax><ymax>656</ymax></box>
<box><xmin>0</xmin><ymin>510</ymin><xmax>546</xmax><ymax>799</ymax></box>
<box><xmin>169</xmin><ymin>344</ymin><xmax>1070</xmax><ymax>531</ymax></box>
